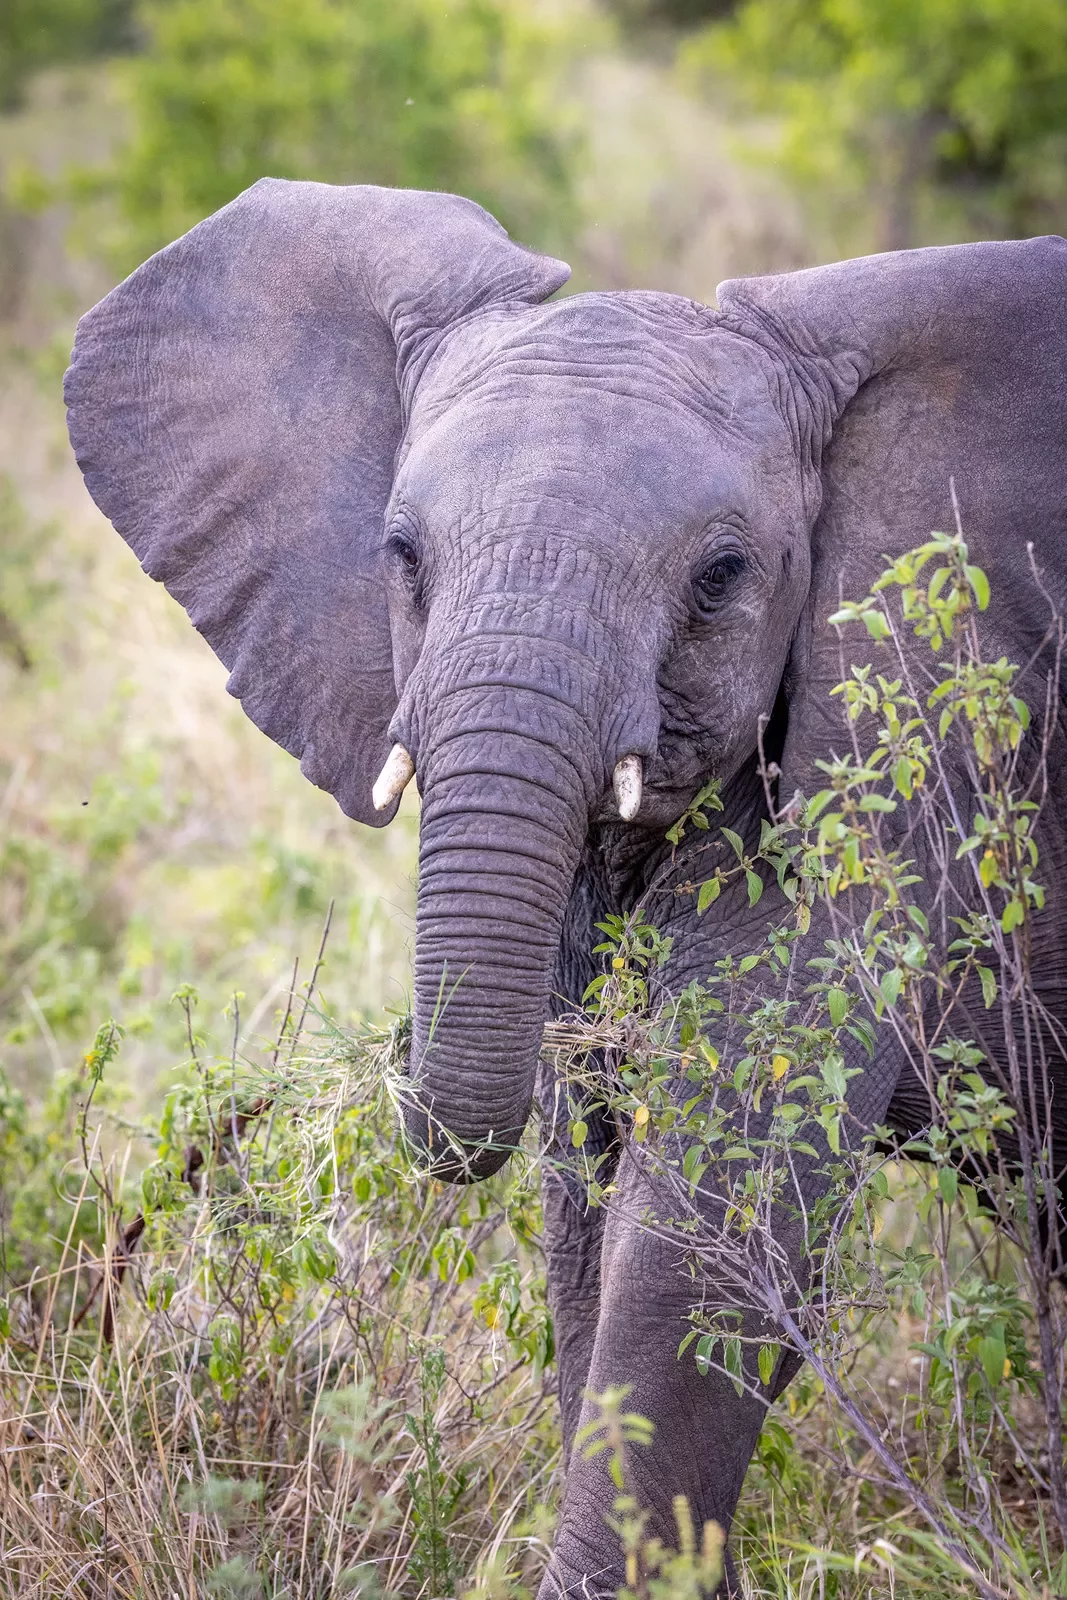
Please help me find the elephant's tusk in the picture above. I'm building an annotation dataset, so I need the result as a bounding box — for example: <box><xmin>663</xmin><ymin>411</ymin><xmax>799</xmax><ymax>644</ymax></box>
<box><xmin>613</xmin><ymin>754</ymin><xmax>643</xmax><ymax>821</ymax></box>
<box><xmin>372</xmin><ymin>743</ymin><xmax>415</xmax><ymax>811</ymax></box>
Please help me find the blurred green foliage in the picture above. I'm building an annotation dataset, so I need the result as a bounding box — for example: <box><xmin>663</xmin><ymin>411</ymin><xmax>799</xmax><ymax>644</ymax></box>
<box><xmin>75</xmin><ymin>0</ymin><xmax>581</xmax><ymax>271</ymax></box>
<box><xmin>0</xmin><ymin>466</ymin><xmax>417</xmax><ymax>1094</ymax></box>
<box><xmin>0</xmin><ymin>0</ymin><xmax>133</xmax><ymax>111</ymax></box>
<box><xmin>686</xmin><ymin>0</ymin><xmax>1067</xmax><ymax>248</ymax></box>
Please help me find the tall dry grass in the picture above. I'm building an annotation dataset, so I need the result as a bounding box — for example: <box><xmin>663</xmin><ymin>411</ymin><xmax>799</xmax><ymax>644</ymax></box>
<box><xmin>0</xmin><ymin>968</ymin><xmax>558</xmax><ymax>1599</ymax></box>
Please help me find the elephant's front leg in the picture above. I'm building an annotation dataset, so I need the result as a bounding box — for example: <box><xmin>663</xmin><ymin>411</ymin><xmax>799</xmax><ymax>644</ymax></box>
<box><xmin>536</xmin><ymin>1057</ymin><xmax>617</xmax><ymax>1465</ymax></box>
<box><xmin>537</xmin><ymin>1152</ymin><xmax>776</xmax><ymax>1600</ymax></box>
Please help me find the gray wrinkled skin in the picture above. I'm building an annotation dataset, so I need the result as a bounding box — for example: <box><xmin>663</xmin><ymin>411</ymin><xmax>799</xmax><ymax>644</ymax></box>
<box><xmin>65</xmin><ymin>181</ymin><xmax>1067</xmax><ymax>1596</ymax></box>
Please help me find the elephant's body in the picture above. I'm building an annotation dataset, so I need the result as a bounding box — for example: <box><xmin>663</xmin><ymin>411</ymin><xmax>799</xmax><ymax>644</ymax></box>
<box><xmin>64</xmin><ymin>181</ymin><xmax>1067</xmax><ymax>1594</ymax></box>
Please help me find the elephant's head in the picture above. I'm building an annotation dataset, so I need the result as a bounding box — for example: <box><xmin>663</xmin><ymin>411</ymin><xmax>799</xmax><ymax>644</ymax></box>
<box><xmin>65</xmin><ymin>181</ymin><xmax>1067</xmax><ymax>1178</ymax></box>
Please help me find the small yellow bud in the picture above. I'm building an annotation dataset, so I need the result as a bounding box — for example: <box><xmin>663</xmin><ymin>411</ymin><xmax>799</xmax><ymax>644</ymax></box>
<box><xmin>1003</xmin><ymin>1356</ymin><xmax>1012</xmax><ymax>1379</ymax></box>
<box><xmin>771</xmin><ymin>1054</ymin><xmax>790</xmax><ymax>1081</ymax></box>
<box><xmin>612</xmin><ymin>956</ymin><xmax>625</xmax><ymax>971</ymax></box>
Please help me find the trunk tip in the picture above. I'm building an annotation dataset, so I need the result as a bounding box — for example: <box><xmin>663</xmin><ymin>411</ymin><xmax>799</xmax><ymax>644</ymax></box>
<box><xmin>401</xmin><ymin>1099</ymin><xmax>526</xmax><ymax>1184</ymax></box>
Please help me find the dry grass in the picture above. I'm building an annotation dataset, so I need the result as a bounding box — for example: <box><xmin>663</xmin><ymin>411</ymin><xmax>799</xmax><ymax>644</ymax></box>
<box><xmin>0</xmin><ymin>999</ymin><xmax>559</xmax><ymax>1599</ymax></box>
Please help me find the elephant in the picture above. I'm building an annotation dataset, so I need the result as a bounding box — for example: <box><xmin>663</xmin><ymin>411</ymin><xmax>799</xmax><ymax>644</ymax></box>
<box><xmin>64</xmin><ymin>180</ymin><xmax>1067</xmax><ymax>1596</ymax></box>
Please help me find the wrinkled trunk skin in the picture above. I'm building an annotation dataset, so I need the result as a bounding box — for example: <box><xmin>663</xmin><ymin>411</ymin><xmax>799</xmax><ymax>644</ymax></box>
<box><xmin>402</xmin><ymin>680</ymin><xmax>597</xmax><ymax>1180</ymax></box>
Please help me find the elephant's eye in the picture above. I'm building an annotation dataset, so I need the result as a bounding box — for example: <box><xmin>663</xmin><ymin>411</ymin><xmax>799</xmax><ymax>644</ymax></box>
<box><xmin>693</xmin><ymin>549</ymin><xmax>745</xmax><ymax>613</ymax></box>
<box><xmin>387</xmin><ymin>529</ymin><xmax>421</xmax><ymax>592</ymax></box>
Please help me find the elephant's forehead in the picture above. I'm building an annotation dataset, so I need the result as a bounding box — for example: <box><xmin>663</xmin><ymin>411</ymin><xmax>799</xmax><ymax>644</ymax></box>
<box><xmin>420</xmin><ymin>290</ymin><xmax>790</xmax><ymax>439</ymax></box>
<box><xmin>403</xmin><ymin>295</ymin><xmax>802</xmax><ymax>533</ymax></box>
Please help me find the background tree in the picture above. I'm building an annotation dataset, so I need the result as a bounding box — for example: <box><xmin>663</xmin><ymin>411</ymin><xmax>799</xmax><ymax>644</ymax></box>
<box><xmin>684</xmin><ymin>0</ymin><xmax>1067</xmax><ymax>249</ymax></box>
<box><xmin>75</xmin><ymin>0</ymin><xmax>581</xmax><ymax>271</ymax></box>
<box><xmin>0</xmin><ymin>0</ymin><xmax>133</xmax><ymax>111</ymax></box>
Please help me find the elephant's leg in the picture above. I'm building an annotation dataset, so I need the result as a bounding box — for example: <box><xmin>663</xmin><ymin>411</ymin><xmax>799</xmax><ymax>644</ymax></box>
<box><xmin>537</xmin><ymin>1018</ymin><xmax>906</xmax><ymax>1599</ymax></box>
<box><xmin>541</xmin><ymin>1158</ymin><xmax>609</xmax><ymax>1464</ymax></box>
<box><xmin>536</xmin><ymin>1058</ymin><xmax>618</xmax><ymax>1464</ymax></box>
<box><xmin>536</xmin><ymin>1155</ymin><xmax>786</xmax><ymax>1600</ymax></box>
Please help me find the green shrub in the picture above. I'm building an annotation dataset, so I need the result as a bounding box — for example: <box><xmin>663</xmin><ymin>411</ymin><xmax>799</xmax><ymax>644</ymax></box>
<box><xmin>544</xmin><ymin>528</ymin><xmax>1067</xmax><ymax>1596</ymax></box>
<box><xmin>0</xmin><ymin>980</ymin><xmax>557</xmax><ymax>1594</ymax></box>
<box><xmin>685</xmin><ymin>0</ymin><xmax>1067</xmax><ymax>249</ymax></box>
<box><xmin>0</xmin><ymin>0</ymin><xmax>133</xmax><ymax>111</ymax></box>
<box><xmin>67</xmin><ymin>0</ymin><xmax>582</xmax><ymax>274</ymax></box>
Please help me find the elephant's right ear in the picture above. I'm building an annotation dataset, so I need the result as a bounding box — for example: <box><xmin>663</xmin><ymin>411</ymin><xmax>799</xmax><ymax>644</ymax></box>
<box><xmin>717</xmin><ymin>235</ymin><xmax>1067</xmax><ymax>791</ymax></box>
<box><xmin>65</xmin><ymin>180</ymin><xmax>569</xmax><ymax>823</ymax></box>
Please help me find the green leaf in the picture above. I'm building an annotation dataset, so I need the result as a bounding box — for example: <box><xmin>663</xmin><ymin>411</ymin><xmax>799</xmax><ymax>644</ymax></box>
<box><xmin>880</xmin><ymin>967</ymin><xmax>903</xmax><ymax>1006</ymax></box>
<box><xmin>746</xmin><ymin>869</ymin><xmax>763</xmax><ymax>906</ymax></box>
<box><xmin>1010</xmin><ymin>696</ymin><xmax>1031</xmax><ymax>729</ymax></box>
<box><xmin>893</xmin><ymin>756</ymin><xmax>913</xmax><ymax>798</ymax></box>
<box><xmin>683</xmin><ymin>1144</ymin><xmax>706</xmax><ymax>1184</ymax></box>
<box><xmin>723</xmin><ymin>1336</ymin><xmax>745</xmax><ymax>1397</ymax></box>
<box><xmin>926</xmin><ymin>565</ymin><xmax>951</xmax><ymax>603</ymax></box>
<box><xmin>721</xmin><ymin>827</ymin><xmax>745</xmax><ymax>860</ymax></box>
<box><xmin>1002</xmin><ymin>899</ymin><xmax>1025</xmax><ymax>933</ymax></box>
<box><xmin>805</xmin><ymin>790</ymin><xmax>836</xmax><ymax>823</ymax></box>
<box><xmin>758</xmin><ymin>1343</ymin><xmax>779</xmax><ymax>1387</ymax></box>
<box><xmin>965</xmin><ymin>564</ymin><xmax>990</xmax><ymax>611</ymax></box>
<box><xmin>571</xmin><ymin>1120</ymin><xmax>588</xmax><ymax>1148</ymax></box>
<box><xmin>868</xmin><ymin>1167</ymin><xmax>889</xmax><ymax>1199</ymax></box>
<box><xmin>696</xmin><ymin>877</ymin><xmax>721</xmax><ymax>914</ymax></box>
<box><xmin>861</xmin><ymin>609</ymin><xmax>891</xmax><ymax>639</ymax></box>
<box><xmin>826</xmin><ymin>986</ymin><xmax>848</xmax><ymax>1027</ymax></box>
<box><xmin>846</xmin><ymin>1017</ymin><xmax>877</xmax><ymax>1057</ymax></box>
<box><xmin>978</xmin><ymin>966</ymin><xmax>997</xmax><ymax>1008</ymax></box>
<box><xmin>677</xmin><ymin>1328</ymin><xmax>699</xmax><ymax>1360</ymax></box>
<box><xmin>858</xmin><ymin>793</ymin><xmax>897</xmax><ymax>813</ymax></box>
<box><xmin>978</xmin><ymin>1331</ymin><xmax>1007</xmax><ymax>1387</ymax></box>
<box><xmin>937</xmin><ymin>1167</ymin><xmax>958</xmax><ymax>1206</ymax></box>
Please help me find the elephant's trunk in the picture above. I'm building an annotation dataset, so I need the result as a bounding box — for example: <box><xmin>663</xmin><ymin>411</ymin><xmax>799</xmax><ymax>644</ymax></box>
<box><xmin>401</xmin><ymin>679</ymin><xmax>599</xmax><ymax>1181</ymax></box>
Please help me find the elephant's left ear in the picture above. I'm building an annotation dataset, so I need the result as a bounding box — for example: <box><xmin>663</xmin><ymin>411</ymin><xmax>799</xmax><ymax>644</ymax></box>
<box><xmin>65</xmin><ymin>181</ymin><xmax>569</xmax><ymax>824</ymax></box>
<box><xmin>717</xmin><ymin>236</ymin><xmax>1067</xmax><ymax>763</ymax></box>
